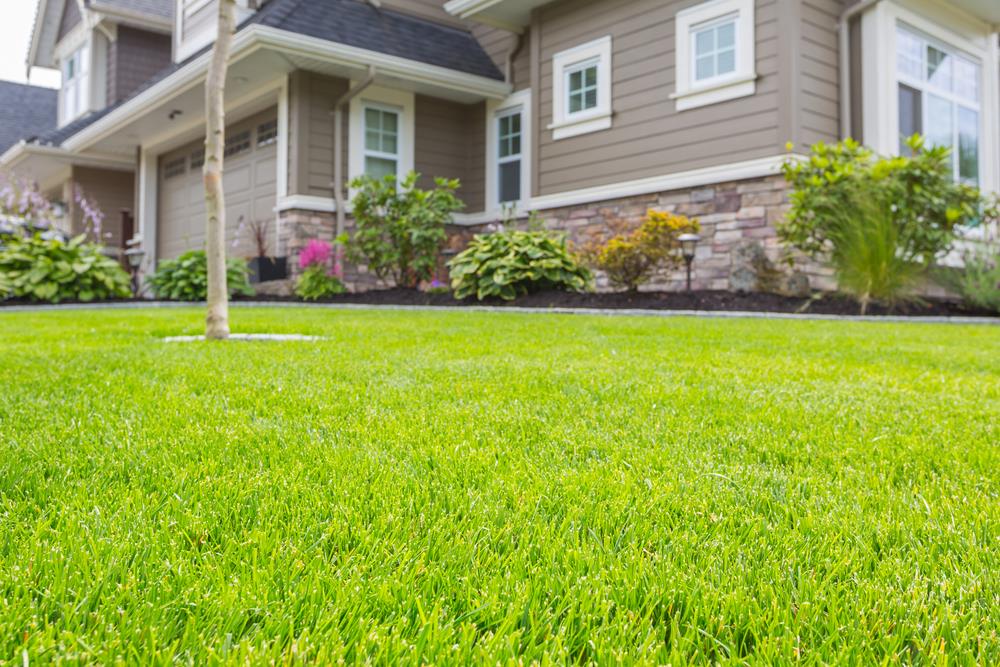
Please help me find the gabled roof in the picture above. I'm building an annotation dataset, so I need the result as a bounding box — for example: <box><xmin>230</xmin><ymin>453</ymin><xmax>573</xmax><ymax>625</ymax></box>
<box><xmin>0</xmin><ymin>81</ymin><xmax>58</xmax><ymax>154</ymax></box>
<box><xmin>25</xmin><ymin>0</ymin><xmax>504</xmax><ymax>152</ymax></box>
<box><xmin>249</xmin><ymin>0</ymin><xmax>503</xmax><ymax>81</ymax></box>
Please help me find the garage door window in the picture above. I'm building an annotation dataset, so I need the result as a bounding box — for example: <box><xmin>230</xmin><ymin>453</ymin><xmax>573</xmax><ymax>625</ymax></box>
<box><xmin>364</xmin><ymin>106</ymin><xmax>399</xmax><ymax>180</ymax></box>
<box><xmin>164</xmin><ymin>157</ymin><xmax>187</xmax><ymax>179</ymax></box>
<box><xmin>224</xmin><ymin>130</ymin><xmax>251</xmax><ymax>158</ymax></box>
<box><xmin>257</xmin><ymin>120</ymin><xmax>278</xmax><ymax>147</ymax></box>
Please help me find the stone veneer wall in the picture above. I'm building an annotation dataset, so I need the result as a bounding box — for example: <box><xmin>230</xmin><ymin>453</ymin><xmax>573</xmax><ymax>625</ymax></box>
<box><xmin>277</xmin><ymin>174</ymin><xmax>838</xmax><ymax>295</ymax></box>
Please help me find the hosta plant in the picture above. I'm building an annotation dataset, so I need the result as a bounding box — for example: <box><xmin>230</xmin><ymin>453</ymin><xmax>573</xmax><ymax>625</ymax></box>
<box><xmin>148</xmin><ymin>249</ymin><xmax>253</xmax><ymax>301</ymax></box>
<box><xmin>0</xmin><ymin>234</ymin><xmax>131</xmax><ymax>303</ymax></box>
<box><xmin>448</xmin><ymin>230</ymin><xmax>591</xmax><ymax>301</ymax></box>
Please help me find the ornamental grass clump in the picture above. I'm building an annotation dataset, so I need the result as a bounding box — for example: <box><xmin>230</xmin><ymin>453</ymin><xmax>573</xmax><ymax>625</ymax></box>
<box><xmin>295</xmin><ymin>239</ymin><xmax>346</xmax><ymax>300</ymax></box>
<box><xmin>448</xmin><ymin>229</ymin><xmax>591</xmax><ymax>300</ymax></box>
<box><xmin>584</xmin><ymin>210</ymin><xmax>700</xmax><ymax>291</ymax></box>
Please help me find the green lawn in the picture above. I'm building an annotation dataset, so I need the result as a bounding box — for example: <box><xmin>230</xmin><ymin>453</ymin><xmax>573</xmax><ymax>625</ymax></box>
<box><xmin>1</xmin><ymin>307</ymin><xmax>998</xmax><ymax>664</ymax></box>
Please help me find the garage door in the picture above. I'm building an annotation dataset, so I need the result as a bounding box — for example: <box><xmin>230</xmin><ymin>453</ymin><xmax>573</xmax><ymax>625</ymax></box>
<box><xmin>157</xmin><ymin>109</ymin><xmax>278</xmax><ymax>260</ymax></box>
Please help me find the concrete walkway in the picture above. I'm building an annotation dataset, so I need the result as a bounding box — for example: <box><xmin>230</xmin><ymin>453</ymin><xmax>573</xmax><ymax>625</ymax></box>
<box><xmin>1</xmin><ymin>299</ymin><xmax>997</xmax><ymax>325</ymax></box>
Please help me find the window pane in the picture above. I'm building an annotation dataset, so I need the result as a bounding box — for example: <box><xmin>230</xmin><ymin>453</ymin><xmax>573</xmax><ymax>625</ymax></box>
<box><xmin>926</xmin><ymin>45</ymin><xmax>952</xmax><ymax>92</ymax></box>
<box><xmin>925</xmin><ymin>94</ymin><xmax>953</xmax><ymax>153</ymax></box>
<box><xmin>717</xmin><ymin>48</ymin><xmax>736</xmax><ymax>75</ymax></box>
<box><xmin>584</xmin><ymin>88</ymin><xmax>597</xmax><ymax>109</ymax></box>
<box><xmin>954</xmin><ymin>57</ymin><xmax>979</xmax><ymax>104</ymax></box>
<box><xmin>365</xmin><ymin>108</ymin><xmax>381</xmax><ymax>130</ymax></box>
<box><xmin>382</xmin><ymin>112</ymin><xmax>398</xmax><ymax>134</ymax></box>
<box><xmin>569</xmin><ymin>70</ymin><xmax>582</xmax><ymax>92</ymax></box>
<box><xmin>499</xmin><ymin>160</ymin><xmax>521</xmax><ymax>203</ymax></box>
<box><xmin>695</xmin><ymin>28</ymin><xmax>714</xmax><ymax>56</ymax></box>
<box><xmin>958</xmin><ymin>106</ymin><xmax>979</xmax><ymax>184</ymax></box>
<box><xmin>365</xmin><ymin>156</ymin><xmax>396</xmax><ymax>180</ymax></box>
<box><xmin>584</xmin><ymin>65</ymin><xmax>597</xmax><ymax>88</ymax></box>
<box><xmin>569</xmin><ymin>91</ymin><xmax>582</xmax><ymax>113</ymax></box>
<box><xmin>897</xmin><ymin>84</ymin><xmax>922</xmax><ymax>154</ymax></box>
<box><xmin>716</xmin><ymin>21</ymin><xmax>735</xmax><ymax>50</ymax></box>
<box><xmin>499</xmin><ymin>115</ymin><xmax>510</xmax><ymax>137</ymax></box>
<box><xmin>511</xmin><ymin>113</ymin><xmax>521</xmax><ymax>134</ymax></box>
<box><xmin>382</xmin><ymin>133</ymin><xmax>397</xmax><ymax>154</ymax></box>
<box><xmin>365</xmin><ymin>129</ymin><xmax>380</xmax><ymax>151</ymax></box>
<box><xmin>695</xmin><ymin>55</ymin><xmax>714</xmax><ymax>81</ymax></box>
<box><xmin>896</xmin><ymin>28</ymin><xmax>923</xmax><ymax>80</ymax></box>
<box><xmin>510</xmin><ymin>134</ymin><xmax>521</xmax><ymax>156</ymax></box>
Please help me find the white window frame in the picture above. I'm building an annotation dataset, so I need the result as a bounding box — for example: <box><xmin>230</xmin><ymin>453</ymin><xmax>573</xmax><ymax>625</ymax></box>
<box><xmin>58</xmin><ymin>36</ymin><xmax>91</xmax><ymax>126</ymax></box>
<box><xmin>549</xmin><ymin>36</ymin><xmax>612</xmax><ymax>140</ymax></box>
<box><xmin>859</xmin><ymin>1</ymin><xmax>999</xmax><ymax>195</ymax></box>
<box><xmin>672</xmin><ymin>0</ymin><xmax>756</xmax><ymax>112</ymax></box>
<box><xmin>349</xmin><ymin>86</ymin><xmax>415</xmax><ymax>188</ymax></box>
<box><xmin>486</xmin><ymin>89</ymin><xmax>532</xmax><ymax>213</ymax></box>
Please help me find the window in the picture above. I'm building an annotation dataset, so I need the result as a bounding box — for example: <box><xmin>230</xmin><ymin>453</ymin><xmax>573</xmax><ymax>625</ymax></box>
<box><xmin>190</xmin><ymin>147</ymin><xmax>205</xmax><ymax>170</ymax></box>
<box><xmin>163</xmin><ymin>157</ymin><xmax>187</xmax><ymax>179</ymax></box>
<box><xmin>673</xmin><ymin>0</ymin><xmax>755</xmax><ymax>111</ymax></box>
<box><xmin>549</xmin><ymin>36</ymin><xmax>612</xmax><ymax>140</ymax></box>
<box><xmin>61</xmin><ymin>43</ymin><xmax>90</xmax><ymax>123</ymax></box>
<box><xmin>497</xmin><ymin>110</ymin><xmax>522</xmax><ymax>204</ymax></box>
<box><xmin>693</xmin><ymin>16</ymin><xmax>737</xmax><ymax>83</ymax></box>
<box><xmin>257</xmin><ymin>120</ymin><xmax>278</xmax><ymax>147</ymax></box>
<box><xmin>224</xmin><ymin>130</ymin><xmax>251</xmax><ymax>158</ymax></box>
<box><xmin>896</xmin><ymin>25</ymin><xmax>981</xmax><ymax>184</ymax></box>
<box><xmin>363</xmin><ymin>106</ymin><xmax>400</xmax><ymax>180</ymax></box>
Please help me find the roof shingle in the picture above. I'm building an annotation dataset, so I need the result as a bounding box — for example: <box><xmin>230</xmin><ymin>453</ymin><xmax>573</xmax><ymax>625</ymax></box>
<box><xmin>0</xmin><ymin>81</ymin><xmax>58</xmax><ymax>154</ymax></box>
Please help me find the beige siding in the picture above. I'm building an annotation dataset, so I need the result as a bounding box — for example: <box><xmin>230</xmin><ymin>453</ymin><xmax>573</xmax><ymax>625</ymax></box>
<box><xmin>798</xmin><ymin>0</ymin><xmax>843</xmax><ymax>147</ymax></box>
<box><xmin>472</xmin><ymin>25</ymin><xmax>531</xmax><ymax>91</ymax></box>
<box><xmin>71</xmin><ymin>167</ymin><xmax>134</xmax><ymax>248</ymax></box>
<box><xmin>288</xmin><ymin>71</ymin><xmax>486</xmax><ymax>210</ymax></box>
<box><xmin>535</xmin><ymin>0</ymin><xmax>784</xmax><ymax>196</ymax></box>
<box><xmin>415</xmin><ymin>96</ymin><xmax>486</xmax><ymax>211</ymax></box>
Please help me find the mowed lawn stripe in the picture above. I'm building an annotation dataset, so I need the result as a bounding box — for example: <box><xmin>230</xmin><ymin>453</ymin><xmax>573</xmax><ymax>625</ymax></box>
<box><xmin>0</xmin><ymin>308</ymin><xmax>997</xmax><ymax>664</ymax></box>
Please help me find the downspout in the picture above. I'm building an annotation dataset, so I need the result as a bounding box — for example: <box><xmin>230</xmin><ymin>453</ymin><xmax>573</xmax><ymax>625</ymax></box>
<box><xmin>839</xmin><ymin>0</ymin><xmax>882</xmax><ymax>139</ymax></box>
<box><xmin>332</xmin><ymin>65</ymin><xmax>376</xmax><ymax>265</ymax></box>
<box><xmin>505</xmin><ymin>31</ymin><xmax>525</xmax><ymax>86</ymax></box>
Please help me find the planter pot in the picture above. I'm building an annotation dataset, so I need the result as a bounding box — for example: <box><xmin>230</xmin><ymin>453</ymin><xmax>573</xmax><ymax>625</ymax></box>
<box><xmin>248</xmin><ymin>256</ymin><xmax>288</xmax><ymax>283</ymax></box>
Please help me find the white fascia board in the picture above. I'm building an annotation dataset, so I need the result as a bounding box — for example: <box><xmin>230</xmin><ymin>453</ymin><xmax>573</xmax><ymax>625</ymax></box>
<box><xmin>87</xmin><ymin>2</ymin><xmax>174</xmax><ymax>33</ymax></box>
<box><xmin>62</xmin><ymin>23</ymin><xmax>511</xmax><ymax>153</ymax></box>
<box><xmin>527</xmin><ymin>154</ymin><xmax>796</xmax><ymax>211</ymax></box>
<box><xmin>444</xmin><ymin>0</ymin><xmax>504</xmax><ymax>19</ymax></box>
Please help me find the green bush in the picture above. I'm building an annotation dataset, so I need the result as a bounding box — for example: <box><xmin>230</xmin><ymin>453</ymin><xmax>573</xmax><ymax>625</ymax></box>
<box><xmin>936</xmin><ymin>242</ymin><xmax>1000</xmax><ymax>313</ymax></box>
<box><xmin>295</xmin><ymin>264</ymin><xmax>346</xmax><ymax>301</ymax></box>
<box><xmin>0</xmin><ymin>234</ymin><xmax>131</xmax><ymax>303</ymax></box>
<box><xmin>344</xmin><ymin>172</ymin><xmax>463</xmax><ymax>288</ymax></box>
<box><xmin>148</xmin><ymin>250</ymin><xmax>253</xmax><ymax>301</ymax></box>
<box><xmin>781</xmin><ymin>137</ymin><xmax>989</xmax><ymax>264</ymax></box>
<box><xmin>448</xmin><ymin>230</ymin><xmax>592</xmax><ymax>301</ymax></box>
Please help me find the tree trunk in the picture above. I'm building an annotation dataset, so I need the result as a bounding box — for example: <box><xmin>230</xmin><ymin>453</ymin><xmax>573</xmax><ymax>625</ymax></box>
<box><xmin>203</xmin><ymin>0</ymin><xmax>237</xmax><ymax>340</ymax></box>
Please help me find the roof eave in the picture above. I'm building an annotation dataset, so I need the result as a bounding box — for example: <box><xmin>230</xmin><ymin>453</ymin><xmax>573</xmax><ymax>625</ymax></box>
<box><xmin>88</xmin><ymin>2</ymin><xmax>174</xmax><ymax>34</ymax></box>
<box><xmin>62</xmin><ymin>23</ymin><xmax>511</xmax><ymax>153</ymax></box>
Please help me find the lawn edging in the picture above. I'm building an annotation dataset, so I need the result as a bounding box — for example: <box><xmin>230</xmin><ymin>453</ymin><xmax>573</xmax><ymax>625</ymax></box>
<box><xmin>1</xmin><ymin>299</ymin><xmax>997</xmax><ymax>325</ymax></box>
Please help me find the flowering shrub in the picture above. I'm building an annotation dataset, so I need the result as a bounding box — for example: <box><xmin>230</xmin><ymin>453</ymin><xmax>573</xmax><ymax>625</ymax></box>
<box><xmin>1</xmin><ymin>173</ymin><xmax>63</xmax><ymax>236</ymax></box>
<box><xmin>148</xmin><ymin>250</ymin><xmax>253</xmax><ymax>300</ymax></box>
<box><xmin>295</xmin><ymin>239</ymin><xmax>346</xmax><ymax>300</ymax></box>
<box><xmin>423</xmin><ymin>279</ymin><xmax>450</xmax><ymax>295</ymax></box>
<box><xmin>583</xmin><ymin>210</ymin><xmax>700</xmax><ymax>291</ymax></box>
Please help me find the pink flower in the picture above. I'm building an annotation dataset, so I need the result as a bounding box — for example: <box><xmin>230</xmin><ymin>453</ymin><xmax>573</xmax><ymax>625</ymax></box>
<box><xmin>299</xmin><ymin>239</ymin><xmax>332</xmax><ymax>269</ymax></box>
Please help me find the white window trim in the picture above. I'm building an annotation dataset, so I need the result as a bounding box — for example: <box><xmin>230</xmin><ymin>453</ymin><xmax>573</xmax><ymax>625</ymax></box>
<box><xmin>486</xmin><ymin>89</ymin><xmax>532</xmax><ymax>214</ymax></box>
<box><xmin>859</xmin><ymin>1</ymin><xmax>999</xmax><ymax>195</ymax></box>
<box><xmin>57</xmin><ymin>28</ymin><xmax>93</xmax><ymax>127</ymax></box>
<box><xmin>548</xmin><ymin>36</ymin><xmax>612</xmax><ymax>140</ymax></box>
<box><xmin>672</xmin><ymin>0</ymin><xmax>756</xmax><ymax>112</ymax></box>
<box><xmin>348</xmin><ymin>86</ymin><xmax>415</xmax><ymax>187</ymax></box>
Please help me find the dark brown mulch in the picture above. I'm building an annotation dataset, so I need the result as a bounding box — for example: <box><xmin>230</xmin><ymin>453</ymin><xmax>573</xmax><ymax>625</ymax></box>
<box><xmin>1</xmin><ymin>290</ymin><xmax>994</xmax><ymax>318</ymax></box>
<box><xmin>238</xmin><ymin>289</ymin><xmax>997</xmax><ymax>318</ymax></box>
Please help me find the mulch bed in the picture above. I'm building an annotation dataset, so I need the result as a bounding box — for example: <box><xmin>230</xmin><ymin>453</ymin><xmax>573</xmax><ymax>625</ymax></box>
<box><xmin>2</xmin><ymin>290</ymin><xmax>996</xmax><ymax>318</ymax></box>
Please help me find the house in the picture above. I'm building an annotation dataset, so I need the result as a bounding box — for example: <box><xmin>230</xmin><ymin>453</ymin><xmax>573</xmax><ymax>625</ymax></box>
<box><xmin>2</xmin><ymin>0</ymin><xmax>998</xmax><ymax>290</ymax></box>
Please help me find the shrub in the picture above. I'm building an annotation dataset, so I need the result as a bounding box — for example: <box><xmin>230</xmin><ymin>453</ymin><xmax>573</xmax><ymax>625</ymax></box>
<box><xmin>780</xmin><ymin>137</ymin><xmax>988</xmax><ymax>264</ymax></box>
<box><xmin>936</xmin><ymin>242</ymin><xmax>1000</xmax><ymax>313</ymax></box>
<box><xmin>344</xmin><ymin>172</ymin><xmax>463</xmax><ymax>288</ymax></box>
<box><xmin>584</xmin><ymin>210</ymin><xmax>700</xmax><ymax>291</ymax></box>
<box><xmin>148</xmin><ymin>249</ymin><xmax>253</xmax><ymax>301</ymax></box>
<box><xmin>448</xmin><ymin>230</ymin><xmax>591</xmax><ymax>300</ymax></box>
<box><xmin>0</xmin><ymin>234</ymin><xmax>131</xmax><ymax>303</ymax></box>
<box><xmin>295</xmin><ymin>239</ymin><xmax>346</xmax><ymax>300</ymax></box>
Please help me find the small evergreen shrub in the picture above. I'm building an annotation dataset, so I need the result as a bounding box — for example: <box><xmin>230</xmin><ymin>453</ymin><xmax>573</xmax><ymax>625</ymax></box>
<box><xmin>148</xmin><ymin>250</ymin><xmax>253</xmax><ymax>301</ymax></box>
<box><xmin>344</xmin><ymin>172</ymin><xmax>463</xmax><ymax>288</ymax></box>
<box><xmin>583</xmin><ymin>210</ymin><xmax>700</xmax><ymax>291</ymax></box>
<box><xmin>448</xmin><ymin>230</ymin><xmax>591</xmax><ymax>300</ymax></box>
<box><xmin>295</xmin><ymin>240</ymin><xmax>346</xmax><ymax>300</ymax></box>
<box><xmin>0</xmin><ymin>234</ymin><xmax>131</xmax><ymax>303</ymax></box>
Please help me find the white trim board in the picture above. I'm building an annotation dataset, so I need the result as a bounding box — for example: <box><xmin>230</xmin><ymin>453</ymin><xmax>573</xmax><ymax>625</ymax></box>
<box><xmin>527</xmin><ymin>154</ymin><xmax>794</xmax><ymax>211</ymax></box>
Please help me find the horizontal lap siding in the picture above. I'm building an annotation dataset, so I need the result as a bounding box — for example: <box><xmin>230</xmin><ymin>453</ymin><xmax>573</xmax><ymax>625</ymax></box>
<box><xmin>536</xmin><ymin>0</ymin><xmax>783</xmax><ymax>196</ymax></box>
<box><xmin>799</xmin><ymin>0</ymin><xmax>843</xmax><ymax>147</ymax></box>
<box><xmin>472</xmin><ymin>25</ymin><xmax>532</xmax><ymax>91</ymax></box>
<box><xmin>288</xmin><ymin>71</ymin><xmax>349</xmax><ymax>199</ymax></box>
<box><xmin>72</xmin><ymin>167</ymin><xmax>134</xmax><ymax>248</ymax></box>
<box><xmin>415</xmin><ymin>96</ymin><xmax>486</xmax><ymax>211</ymax></box>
